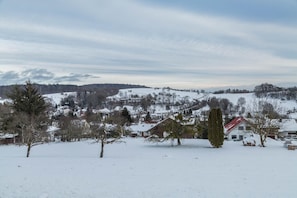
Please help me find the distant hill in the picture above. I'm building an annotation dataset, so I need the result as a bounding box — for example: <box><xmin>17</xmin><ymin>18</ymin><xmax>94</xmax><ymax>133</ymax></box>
<box><xmin>0</xmin><ymin>83</ymin><xmax>148</xmax><ymax>98</ymax></box>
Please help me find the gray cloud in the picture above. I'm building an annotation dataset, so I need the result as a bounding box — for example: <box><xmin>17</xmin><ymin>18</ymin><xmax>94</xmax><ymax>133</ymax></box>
<box><xmin>0</xmin><ymin>71</ymin><xmax>20</xmax><ymax>83</ymax></box>
<box><xmin>0</xmin><ymin>68</ymin><xmax>99</xmax><ymax>85</ymax></box>
<box><xmin>21</xmin><ymin>69</ymin><xmax>54</xmax><ymax>80</ymax></box>
<box><xmin>0</xmin><ymin>0</ymin><xmax>296</xmax><ymax>89</ymax></box>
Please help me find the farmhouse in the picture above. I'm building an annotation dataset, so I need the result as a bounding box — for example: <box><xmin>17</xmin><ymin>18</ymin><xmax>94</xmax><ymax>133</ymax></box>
<box><xmin>225</xmin><ymin>117</ymin><xmax>297</xmax><ymax>141</ymax></box>
<box><xmin>224</xmin><ymin>117</ymin><xmax>254</xmax><ymax>141</ymax></box>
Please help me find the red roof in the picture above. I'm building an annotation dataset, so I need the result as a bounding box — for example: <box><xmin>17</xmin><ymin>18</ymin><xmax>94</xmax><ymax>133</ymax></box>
<box><xmin>224</xmin><ymin>117</ymin><xmax>246</xmax><ymax>134</ymax></box>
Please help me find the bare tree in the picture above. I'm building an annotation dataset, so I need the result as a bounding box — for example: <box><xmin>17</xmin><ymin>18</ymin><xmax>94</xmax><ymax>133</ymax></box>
<box><xmin>96</xmin><ymin>123</ymin><xmax>122</xmax><ymax>158</ymax></box>
<box><xmin>87</xmin><ymin>112</ymin><xmax>122</xmax><ymax>158</ymax></box>
<box><xmin>237</xmin><ymin>97</ymin><xmax>246</xmax><ymax>115</ymax></box>
<box><xmin>247</xmin><ymin>99</ymin><xmax>281</xmax><ymax>147</ymax></box>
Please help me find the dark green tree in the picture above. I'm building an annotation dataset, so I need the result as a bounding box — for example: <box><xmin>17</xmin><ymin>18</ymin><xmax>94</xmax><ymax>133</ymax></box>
<box><xmin>208</xmin><ymin>108</ymin><xmax>224</xmax><ymax>148</ymax></box>
<box><xmin>121</xmin><ymin>107</ymin><xmax>132</xmax><ymax>123</ymax></box>
<box><xmin>144</xmin><ymin>112</ymin><xmax>152</xmax><ymax>122</ymax></box>
<box><xmin>7</xmin><ymin>81</ymin><xmax>48</xmax><ymax>157</ymax></box>
<box><xmin>0</xmin><ymin>103</ymin><xmax>14</xmax><ymax>132</ymax></box>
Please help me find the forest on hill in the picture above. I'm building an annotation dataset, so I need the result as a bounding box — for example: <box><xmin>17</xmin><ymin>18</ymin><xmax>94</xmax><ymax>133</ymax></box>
<box><xmin>0</xmin><ymin>83</ymin><xmax>148</xmax><ymax>99</ymax></box>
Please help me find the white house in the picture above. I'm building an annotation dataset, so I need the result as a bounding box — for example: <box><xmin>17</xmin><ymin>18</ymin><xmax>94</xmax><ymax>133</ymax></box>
<box><xmin>276</xmin><ymin>119</ymin><xmax>297</xmax><ymax>139</ymax></box>
<box><xmin>224</xmin><ymin>117</ymin><xmax>253</xmax><ymax>141</ymax></box>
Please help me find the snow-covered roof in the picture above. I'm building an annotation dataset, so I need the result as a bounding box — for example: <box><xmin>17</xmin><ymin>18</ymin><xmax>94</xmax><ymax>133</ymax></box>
<box><xmin>277</xmin><ymin>119</ymin><xmax>297</xmax><ymax>132</ymax></box>
<box><xmin>47</xmin><ymin>126</ymin><xmax>60</xmax><ymax>133</ymax></box>
<box><xmin>128</xmin><ymin>123</ymin><xmax>157</xmax><ymax>133</ymax></box>
<box><xmin>0</xmin><ymin>133</ymin><xmax>18</xmax><ymax>139</ymax></box>
<box><xmin>98</xmin><ymin>108</ymin><xmax>111</xmax><ymax>114</ymax></box>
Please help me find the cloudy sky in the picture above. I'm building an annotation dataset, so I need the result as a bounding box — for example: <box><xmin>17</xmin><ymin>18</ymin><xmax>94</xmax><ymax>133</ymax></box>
<box><xmin>0</xmin><ymin>0</ymin><xmax>297</xmax><ymax>89</ymax></box>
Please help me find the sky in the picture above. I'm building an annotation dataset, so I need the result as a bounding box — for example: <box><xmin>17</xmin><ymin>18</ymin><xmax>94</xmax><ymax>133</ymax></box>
<box><xmin>0</xmin><ymin>0</ymin><xmax>297</xmax><ymax>89</ymax></box>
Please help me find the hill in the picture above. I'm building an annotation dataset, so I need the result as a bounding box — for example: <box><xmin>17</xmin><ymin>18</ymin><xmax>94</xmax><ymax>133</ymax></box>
<box><xmin>108</xmin><ymin>87</ymin><xmax>297</xmax><ymax>119</ymax></box>
<box><xmin>0</xmin><ymin>83</ymin><xmax>148</xmax><ymax>98</ymax></box>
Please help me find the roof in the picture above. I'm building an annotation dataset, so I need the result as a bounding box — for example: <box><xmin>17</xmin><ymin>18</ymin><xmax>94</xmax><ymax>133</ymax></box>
<box><xmin>224</xmin><ymin>117</ymin><xmax>247</xmax><ymax>134</ymax></box>
<box><xmin>277</xmin><ymin>119</ymin><xmax>297</xmax><ymax>132</ymax></box>
<box><xmin>0</xmin><ymin>133</ymin><xmax>18</xmax><ymax>139</ymax></box>
<box><xmin>128</xmin><ymin>122</ymin><xmax>157</xmax><ymax>133</ymax></box>
<box><xmin>98</xmin><ymin>108</ymin><xmax>111</xmax><ymax>114</ymax></box>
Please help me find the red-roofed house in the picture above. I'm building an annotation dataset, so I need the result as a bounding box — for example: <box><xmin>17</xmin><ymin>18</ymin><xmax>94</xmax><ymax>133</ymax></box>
<box><xmin>224</xmin><ymin>117</ymin><xmax>254</xmax><ymax>141</ymax></box>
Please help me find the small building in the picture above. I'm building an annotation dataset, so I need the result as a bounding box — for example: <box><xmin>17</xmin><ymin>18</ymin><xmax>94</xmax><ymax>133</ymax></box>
<box><xmin>276</xmin><ymin>119</ymin><xmax>297</xmax><ymax>140</ymax></box>
<box><xmin>148</xmin><ymin>116</ymin><xmax>195</xmax><ymax>139</ymax></box>
<box><xmin>0</xmin><ymin>133</ymin><xmax>19</xmax><ymax>144</ymax></box>
<box><xmin>224</xmin><ymin>117</ymin><xmax>254</xmax><ymax>141</ymax></box>
<box><xmin>128</xmin><ymin>122</ymin><xmax>157</xmax><ymax>137</ymax></box>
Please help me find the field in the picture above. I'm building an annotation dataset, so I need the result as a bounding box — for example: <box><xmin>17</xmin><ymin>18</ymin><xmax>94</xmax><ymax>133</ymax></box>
<box><xmin>1</xmin><ymin>138</ymin><xmax>297</xmax><ymax>198</ymax></box>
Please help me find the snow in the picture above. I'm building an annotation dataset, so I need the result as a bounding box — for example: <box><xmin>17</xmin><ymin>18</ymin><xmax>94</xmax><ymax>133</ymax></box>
<box><xmin>0</xmin><ymin>133</ymin><xmax>17</xmax><ymax>139</ymax></box>
<box><xmin>1</xmin><ymin>138</ymin><xmax>297</xmax><ymax>198</ymax></box>
<box><xmin>109</xmin><ymin>88</ymin><xmax>297</xmax><ymax>118</ymax></box>
<box><xmin>109</xmin><ymin>87</ymin><xmax>204</xmax><ymax>103</ymax></box>
<box><xmin>0</xmin><ymin>98</ymin><xmax>10</xmax><ymax>104</ymax></box>
<box><xmin>128</xmin><ymin>123</ymin><xmax>156</xmax><ymax>133</ymax></box>
<box><xmin>43</xmin><ymin>92</ymin><xmax>76</xmax><ymax>105</ymax></box>
<box><xmin>279</xmin><ymin>119</ymin><xmax>297</xmax><ymax>132</ymax></box>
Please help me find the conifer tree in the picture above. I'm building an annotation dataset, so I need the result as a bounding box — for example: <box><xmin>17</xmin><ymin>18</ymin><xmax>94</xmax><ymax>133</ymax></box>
<box><xmin>208</xmin><ymin>108</ymin><xmax>224</xmax><ymax>148</ymax></box>
<box><xmin>7</xmin><ymin>81</ymin><xmax>48</xmax><ymax>157</ymax></box>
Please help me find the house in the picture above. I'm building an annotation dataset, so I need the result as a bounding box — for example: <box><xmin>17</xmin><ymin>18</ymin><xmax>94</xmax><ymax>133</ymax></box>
<box><xmin>225</xmin><ymin>117</ymin><xmax>293</xmax><ymax>141</ymax></box>
<box><xmin>224</xmin><ymin>117</ymin><xmax>254</xmax><ymax>141</ymax></box>
<box><xmin>148</xmin><ymin>116</ymin><xmax>196</xmax><ymax>139</ymax></box>
<box><xmin>0</xmin><ymin>133</ymin><xmax>19</xmax><ymax>144</ymax></box>
<box><xmin>127</xmin><ymin>122</ymin><xmax>157</xmax><ymax>137</ymax></box>
<box><xmin>98</xmin><ymin>108</ymin><xmax>111</xmax><ymax>118</ymax></box>
<box><xmin>276</xmin><ymin>119</ymin><xmax>297</xmax><ymax>139</ymax></box>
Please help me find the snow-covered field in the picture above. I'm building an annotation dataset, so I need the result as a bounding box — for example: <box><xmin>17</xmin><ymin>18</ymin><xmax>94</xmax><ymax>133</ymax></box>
<box><xmin>1</xmin><ymin>138</ymin><xmax>297</xmax><ymax>198</ymax></box>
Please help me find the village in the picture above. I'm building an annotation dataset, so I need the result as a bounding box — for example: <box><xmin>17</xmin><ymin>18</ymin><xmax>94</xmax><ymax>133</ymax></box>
<box><xmin>1</xmin><ymin>83</ymin><xmax>297</xmax><ymax>150</ymax></box>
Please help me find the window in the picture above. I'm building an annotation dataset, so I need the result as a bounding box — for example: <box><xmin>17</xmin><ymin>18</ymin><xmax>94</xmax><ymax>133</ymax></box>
<box><xmin>239</xmin><ymin>135</ymin><xmax>243</xmax><ymax>140</ymax></box>
<box><xmin>246</xmin><ymin>126</ymin><xmax>251</xmax><ymax>130</ymax></box>
<box><xmin>238</xmin><ymin>126</ymin><xmax>244</xmax><ymax>130</ymax></box>
<box><xmin>232</xmin><ymin>135</ymin><xmax>237</xmax><ymax>139</ymax></box>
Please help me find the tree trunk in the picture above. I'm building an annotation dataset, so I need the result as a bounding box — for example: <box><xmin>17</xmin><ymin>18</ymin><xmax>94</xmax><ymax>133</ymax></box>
<box><xmin>100</xmin><ymin>139</ymin><xmax>104</xmax><ymax>158</ymax></box>
<box><xmin>26</xmin><ymin>143</ymin><xmax>32</xmax><ymax>158</ymax></box>
<box><xmin>260</xmin><ymin>134</ymin><xmax>265</xmax><ymax>147</ymax></box>
<box><xmin>177</xmin><ymin>138</ymin><xmax>181</xmax><ymax>146</ymax></box>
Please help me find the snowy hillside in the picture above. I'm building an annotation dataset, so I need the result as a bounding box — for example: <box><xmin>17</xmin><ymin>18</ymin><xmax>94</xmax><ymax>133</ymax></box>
<box><xmin>109</xmin><ymin>88</ymin><xmax>297</xmax><ymax>118</ymax></box>
<box><xmin>43</xmin><ymin>92</ymin><xmax>76</xmax><ymax>105</ymax></box>
<box><xmin>0</xmin><ymin>92</ymin><xmax>76</xmax><ymax>106</ymax></box>
<box><xmin>109</xmin><ymin>87</ymin><xmax>205</xmax><ymax>103</ymax></box>
<box><xmin>1</xmin><ymin>138</ymin><xmax>296</xmax><ymax>198</ymax></box>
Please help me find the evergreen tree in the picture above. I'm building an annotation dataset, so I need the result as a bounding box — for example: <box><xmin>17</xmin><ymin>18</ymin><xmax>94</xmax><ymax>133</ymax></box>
<box><xmin>7</xmin><ymin>81</ymin><xmax>48</xmax><ymax>157</ymax></box>
<box><xmin>121</xmin><ymin>107</ymin><xmax>132</xmax><ymax>123</ymax></box>
<box><xmin>144</xmin><ymin>112</ymin><xmax>152</xmax><ymax>122</ymax></box>
<box><xmin>208</xmin><ymin>108</ymin><xmax>224</xmax><ymax>148</ymax></box>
